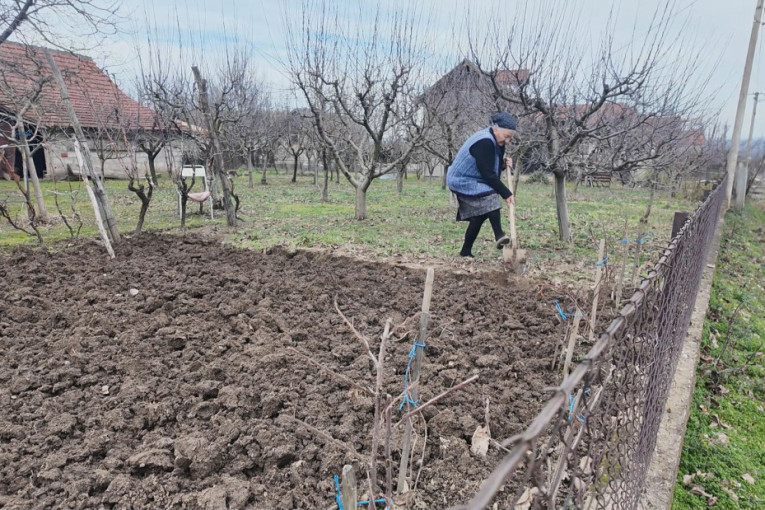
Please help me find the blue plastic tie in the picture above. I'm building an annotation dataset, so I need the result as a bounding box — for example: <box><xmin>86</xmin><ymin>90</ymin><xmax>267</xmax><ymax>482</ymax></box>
<box><xmin>597</xmin><ymin>256</ymin><xmax>609</xmax><ymax>267</ymax></box>
<box><xmin>358</xmin><ymin>499</ymin><xmax>387</xmax><ymax>506</ymax></box>
<box><xmin>399</xmin><ymin>341</ymin><xmax>426</xmax><ymax>410</ymax></box>
<box><xmin>567</xmin><ymin>390</ymin><xmax>591</xmax><ymax>423</ymax></box>
<box><xmin>555</xmin><ymin>300</ymin><xmax>568</xmax><ymax>321</ymax></box>
<box><xmin>621</xmin><ymin>239</ymin><xmax>629</xmax><ymax>244</ymax></box>
<box><xmin>334</xmin><ymin>475</ymin><xmax>343</xmax><ymax>510</ymax></box>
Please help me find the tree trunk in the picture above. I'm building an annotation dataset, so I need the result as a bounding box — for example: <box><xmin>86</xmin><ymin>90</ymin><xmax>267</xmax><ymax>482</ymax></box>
<box><xmin>192</xmin><ymin>66</ymin><xmax>236</xmax><ymax>227</ymax></box>
<box><xmin>260</xmin><ymin>161</ymin><xmax>268</xmax><ymax>185</ymax></box>
<box><xmin>321</xmin><ymin>149</ymin><xmax>330</xmax><ymax>202</ymax></box>
<box><xmin>17</xmin><ymin>125</ymin><xmax>48</xmax><ymax>222</ymax></box>
<box><xmin>355</xmin><ymin>185</ymin><xmax>368</xmax><ymax>220</ymax></box>
<box><xmin>246</xmin><ymin>149</ymin><xmax>254</xmax><ymax>189</ymax></box>
<box><xmin>396</xmin><ymin>168</ymin><xmax>403</xmax><ymax>194</ymax></box>
<box><xmin>313</xmin><ymin>159</ymin><xmax>318</xmax><ymax>186</ymax></box>
<box><xmin>147</xmin><ymin>153</ymin><xmax>159</xmax><ymax>186</ymax></box>
<box><xmin>641</xmin><ymin>181</ymin><xmax>657</xmax><ymax>224</ymax></box>
<box><xmin>128</xmin><ymin>178</ymin><xmax>153</xmax><ymax>234</ymax></box>
<box><xmin>554</xmin><ymin>171</ymin><xmax>572</xmax><ymax>242</ymax></box>
<box><xmin>441</xmin><ymin>164</ymin><xmax>447</xmax><ymax>190</ymax></box>
<box><xmin>322</xmin><ymin>164</ymin><xmax>329</xmax><ymax>202</ymax></box>
<box><xmin>291</xmin><ymin>154</ymin><xmax>298</xmax><ymax>183</ymax></box>
<box><xmin>180</xmin><ymin>195</ymin><xmax>187</xmax><ymax>228</ymax></box>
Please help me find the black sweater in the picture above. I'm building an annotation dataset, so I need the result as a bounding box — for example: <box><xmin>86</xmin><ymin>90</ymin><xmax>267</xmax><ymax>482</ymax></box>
<box><xmin>468</xmin><ymin>138</ymin><xmax>512</xmax><ymax>199</ymax></box>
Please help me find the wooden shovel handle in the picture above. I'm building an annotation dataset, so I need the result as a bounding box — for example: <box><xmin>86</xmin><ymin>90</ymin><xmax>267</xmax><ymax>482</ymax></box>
<box><xmin>507</xmin><ymin>168</ymin><xmax>519</xmax><ymax>250</ymax></box>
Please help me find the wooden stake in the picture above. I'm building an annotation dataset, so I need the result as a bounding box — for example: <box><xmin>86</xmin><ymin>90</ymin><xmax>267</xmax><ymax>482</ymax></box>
<box><xmin>74</xmin><ymin>141</ymin><xmax>114</xmax><ymax>259</ymax></box>
<box><xmin>44</xmin><ymin>49</ymin><xmax>121</xmax><ymax>245</ymax></box>
<box><xmin>341</xmin><ymin>465</ymin><xmax>357</xmax><ymax>510</ymax></box>
<box><xmin>191</xmin><ymin>66</ymin><xmax>237</xmax><ymax>227</ymax></box>
<box><xmin>397</xmin><ymin>268</ymin><xmax>434</xmax><ymax>496</ymax></box>
<box><xmin>588</xmin><ymin>240</ymin><xmax>606</xmax><ymax>344</ymax></box>
<box><xmin>503</xmin><ymin>164</ymin><xmax>526</xmax><ymax>271</ymax></box>
<box><xmin>631</xmin><ymin>229</ymin><xmax>644</xmax><ymax>287</ymax></box>
<box><xmin>613</xmin><ymin>221</ymin><xmax>629</xmax><ymax>305</ymax></box>
<box><xmin>561</xmin><ymin>309</ymin><xmax>582</xmax><ymax>379</ymax></box>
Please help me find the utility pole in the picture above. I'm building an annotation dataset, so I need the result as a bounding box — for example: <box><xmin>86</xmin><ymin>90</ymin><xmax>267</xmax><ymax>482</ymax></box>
<box><xmin>725</xmin><ymin>0</ymin><xmax>764</xmax><ymax>209</ymax></box>
<box><xmin>738</xmin><ymin>92</ymin><xmax>763</xmax><ymax>208</ymax></box>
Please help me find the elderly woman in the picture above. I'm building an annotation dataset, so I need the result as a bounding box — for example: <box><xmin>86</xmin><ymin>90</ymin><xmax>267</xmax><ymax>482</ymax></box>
<box><xmin>447</xmin><ymin>112</ymin><xmax>517</xmax><ymax>258</ymax></box>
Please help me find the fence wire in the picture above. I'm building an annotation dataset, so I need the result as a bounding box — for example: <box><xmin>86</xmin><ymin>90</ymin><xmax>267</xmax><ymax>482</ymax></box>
<box><xmin>455</xmin><ymin>178</ymin><xmax>726</xmax><ymax>510</ymax></box>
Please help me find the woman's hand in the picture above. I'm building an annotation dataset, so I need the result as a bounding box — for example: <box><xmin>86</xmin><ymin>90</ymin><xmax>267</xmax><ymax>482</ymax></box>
<box><xmin>506</xmin><ymin>195</ymin><xmax>515</xmax><ymax>207</ymax></box>
<box><xmin>504</xmin><ymin>156</ymin><xmax>513</xmax><ymax>169</ymax></box>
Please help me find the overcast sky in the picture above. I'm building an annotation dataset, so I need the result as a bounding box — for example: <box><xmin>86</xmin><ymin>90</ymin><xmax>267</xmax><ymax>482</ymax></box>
<box><xmin>14</xmin><ymin>0</ymin><xmax>765</xmax><ymax>138</ymax></box>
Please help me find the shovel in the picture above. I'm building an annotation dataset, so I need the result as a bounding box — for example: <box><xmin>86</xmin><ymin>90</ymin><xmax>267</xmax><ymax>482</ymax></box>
<box><xmin>503</xmin><ymin>166</ymin><xmax>527</xmax><ymax>273</ymax></box>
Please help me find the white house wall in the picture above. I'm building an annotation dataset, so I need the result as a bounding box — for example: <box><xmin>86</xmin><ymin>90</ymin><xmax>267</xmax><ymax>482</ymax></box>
<box><xmin>44</xmin><ymin>136</ymin><xmax>182</xmax><ymax>180</ymax></box>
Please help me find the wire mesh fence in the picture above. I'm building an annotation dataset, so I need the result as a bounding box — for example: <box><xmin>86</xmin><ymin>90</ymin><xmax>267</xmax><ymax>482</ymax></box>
<box><xmin>455</xmin><ymin>178</ymin><xmax>727</xmax><ymax>510</ymax></box>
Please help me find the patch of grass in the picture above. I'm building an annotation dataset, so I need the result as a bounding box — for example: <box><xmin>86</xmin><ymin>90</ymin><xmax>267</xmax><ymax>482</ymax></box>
<box><xmin>672</xmin><ymin>204</ymin><xmax>765</xmax><ymax>510</ymax></box>
<box><xmin>1</xmin><ymin>172</ymin><xmax>697</xmax><ymax>276</ymax></box>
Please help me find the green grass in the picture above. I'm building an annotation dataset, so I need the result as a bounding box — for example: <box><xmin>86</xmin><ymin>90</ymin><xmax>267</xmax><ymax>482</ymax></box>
<box><xmin>672</xmin><ymin>204</ymin><xmax>765</xmax><ymax>509</ymax></box>
<box><xmin>0</xmin><ymin>172</ymin><xmax>698</xmax><ymax>275</ymax></box>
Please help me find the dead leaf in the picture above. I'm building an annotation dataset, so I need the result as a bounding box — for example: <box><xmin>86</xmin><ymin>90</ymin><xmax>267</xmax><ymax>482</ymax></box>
<box><xmin>700</xmin><ymin>354</ymin><xmax>714</xmax><ymax>362</ymax></box>
<box><xmin>708</xmin><ymin>495</ymin><xmax>718</xmax><ymax>506</ymax></box>
<box><xmin>690</xmin><ymin>485</ymin><xmax>711</xmax><ymax>497</ymax></box>
<box><xmin>683</xmin><ymin>474</ymin><xmax>694</xmax><ymax>485</ymax></box>
<box><xmin>710</xmin><ymin>414</ymin><xmax>732</xmax><ymax>429</ymax></box>
<box><xmin>470</xmin><ymin>425</ymin><xmax>490</xmax><ymax>458</ymax></box>
<box><xmin>710</xmin><ymin>433</ymin><xmax>729</xmax><ymax>446</ymax></box>
<box><xmin>579</xmin><ymin>456</ymin><xmax>593</xmax><ymax>476</ymax></box>
<box><xmin>514</xmin><ymin>487</ymin><xmax>539</xmax><ymax>510</ymax></box>
<box><xmin>710</xmin><ymin>332</ymin><xmax>719</xmax><ymax>349</ymax></box>
<box><xmin>717</xmin><ymin>385</ymin><xmax>730</xmax><ymax>396</ymax></box>
<box><xmin>722</xmin><ymin>487</ymin><xmax>739</xmax><ymax>502</ymax></box>
<box><xmin>742</xmin><ymin>473</ymin><xmax>755</xmax><ymax>484</ymax></box>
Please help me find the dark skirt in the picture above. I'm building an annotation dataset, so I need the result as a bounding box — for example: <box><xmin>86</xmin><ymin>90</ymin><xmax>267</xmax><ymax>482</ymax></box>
<box><xmin>455</xmin><ymin>193</ymin><xmax>501</xmax><ymax>221</ymax></box>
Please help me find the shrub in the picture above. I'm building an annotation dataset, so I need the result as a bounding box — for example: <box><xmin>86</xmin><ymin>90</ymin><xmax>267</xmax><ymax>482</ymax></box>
<box><xmin>527</xmin><ymin>171</ymin><xmax>550</xmax><ymax>185</ymax></box>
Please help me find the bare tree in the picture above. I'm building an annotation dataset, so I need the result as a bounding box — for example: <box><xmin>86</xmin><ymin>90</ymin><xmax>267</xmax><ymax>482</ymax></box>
<box><xmin>285</xmin><ymin>1</ymin><xmax>431</xmax><ymax>219</ymax></box>
<box><xmin>220</xmin><ymin>80</ymin><xmax>269</xmax><ymax>189</ymax></box>
<box><xmin>0</xmin><ymin>0</ymin><xmax>120</xmax><ymax>47</ymax></box>
<box><xmin>0</xmin><ymin>45</ymin><xmax>51</xmax><ymax>221</ymax></box>
<box><xmin>139</xmin><ymin>33</ymin><xmax>258</xmax><ymax>227</ymax></box>
<box><xmin>468</xmin><ymin>1</ymin><xmax>715</xmax><ymax>241</ymax></box>
<box><xmin>281</xmin><ymin>108</ymin><xmax>311</xmax><ymax>183</ymax></box>
<box><xmin>136</xmin><ymin>119</ymin><xmax>169</xmax><ymax>186</ymax></box>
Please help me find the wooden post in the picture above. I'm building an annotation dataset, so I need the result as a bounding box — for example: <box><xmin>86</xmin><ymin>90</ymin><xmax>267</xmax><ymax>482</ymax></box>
<box><xmin>612</xmin><ymin>221</ymin><xmax>629</xmax><ymax>305</ymax></box>
<box><xmin>631</xmin><ymin>230</ymin><xmax>644</xmax><ymax>287</ymax></box>
<box><xmin>561</xmin><ymin>309</ymin><xmax>582</xmax><ymax>379</ymax></box>
<box><xmin>397</xmin><ymin>268</ymin><xmax>434</xmax><ymax>496</ymax></box>
<box><xmin>341</xmin><ymin>465</ymin><xmax>357</xmax><ymax>510</ymax></box>
<box><xmin>588</xmin><ymin>239</ymin><xmax>606</xmax><ymax>344</ymax></box>
<box><xmin>43</xmin><ymin>48</ymin><xmax>121</xmax><ymax>244</ymax></box>
<box><xmin>191</xmin><ymin>66</ymin><xmax>237</xmax><ymax>227</ymax></box>
<box><xmin>503</xmin><ymin>166</ymin><xmax>517</xmax><ymax>263</ymax></box>
<box><xmin>671</xmin><ymin>211</ymin><xmax>690</xmax><ymax>238</ymax></box>
<box><xmin>74</xmin><ymin>142</ymin><xmax>114</xmax><ymax>258</ymax></box>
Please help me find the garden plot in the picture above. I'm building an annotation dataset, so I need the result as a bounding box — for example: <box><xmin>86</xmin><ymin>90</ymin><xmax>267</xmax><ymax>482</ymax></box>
<box><xmin>0</xmin><ymin>234</ymin><xmax>573</xmax><ymax>509</ymax></box>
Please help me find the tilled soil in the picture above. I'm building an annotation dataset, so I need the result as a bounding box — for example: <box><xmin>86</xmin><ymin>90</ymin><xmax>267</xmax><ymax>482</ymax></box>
<box><xmin>0</xmin><ymin>234</ymin><xmax>569</xmax><ymax>510</ymax></box>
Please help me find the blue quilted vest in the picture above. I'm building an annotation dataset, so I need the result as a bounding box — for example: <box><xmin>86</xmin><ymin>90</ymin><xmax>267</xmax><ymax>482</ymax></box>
<box><xmin>446</xmin><ymin>128</ymin><xmax>500</xmax><ymax>196</ymax></box>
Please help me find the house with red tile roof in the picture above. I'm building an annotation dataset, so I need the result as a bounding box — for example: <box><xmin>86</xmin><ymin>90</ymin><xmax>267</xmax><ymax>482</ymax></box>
<box><xmin>0</xmin><ymin>41</ymin><xmax>176</xmax><ymax>180</ymax></box>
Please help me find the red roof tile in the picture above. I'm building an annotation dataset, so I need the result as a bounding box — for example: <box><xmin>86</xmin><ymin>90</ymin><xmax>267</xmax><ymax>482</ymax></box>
<box><xmin>0</xmin><ymin>41</ymin><xmax>157</xmax><ymax>130</ymax></box>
